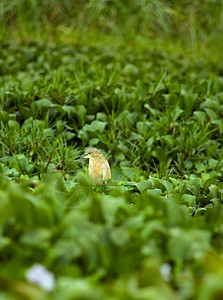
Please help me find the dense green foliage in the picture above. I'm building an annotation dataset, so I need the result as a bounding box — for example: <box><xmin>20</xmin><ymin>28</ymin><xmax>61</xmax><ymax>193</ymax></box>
<box><xmin>0</xmin><ymin>42</ymin><xmax>223</xmax><ymax>179</ymax></box>
<box><xmin>1</xmin><ymin>0</ymin><xmax>223</xmax><ymax>45</ymax></box>
<box><xmin>1</xmin><ymin>174</ymin><xmax>223</xmax><ymax>299</ymax></box>
<box><xmin>1</xmin><ymin>1</ymin><xmax>223</xmax><ymax>299</ymax></box>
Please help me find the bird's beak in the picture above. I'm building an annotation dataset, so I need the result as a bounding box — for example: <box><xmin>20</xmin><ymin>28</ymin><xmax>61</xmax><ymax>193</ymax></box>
<box><xmin>75</xmin><ymin>153</ymin><xmax>86</xmax><ymax>160</ymax></box>
<box><xmin>75</xmin><ymin>155</ymin><xmax>82</xmax><ymax>160</ymax></box>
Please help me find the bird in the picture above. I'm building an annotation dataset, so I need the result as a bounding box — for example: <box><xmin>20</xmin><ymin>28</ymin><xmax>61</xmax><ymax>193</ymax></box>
<box><xmin>75</xmin><ymin>148</ymin><xmax>111</xmax><ymax>185</ymax></box>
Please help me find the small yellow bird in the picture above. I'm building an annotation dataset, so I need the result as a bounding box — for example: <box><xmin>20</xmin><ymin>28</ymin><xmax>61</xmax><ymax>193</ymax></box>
<box><xmin>75</xmin><ymin>148</ymin><xmax>111</xmax><ymax>185</ymax></box>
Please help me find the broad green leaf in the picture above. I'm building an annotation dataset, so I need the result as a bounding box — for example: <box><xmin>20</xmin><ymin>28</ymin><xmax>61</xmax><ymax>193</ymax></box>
<box><xmin>144</xmin><ymin>103</ymin><xmax>159</xmax><ymax>117</ymax></box>
<box><xmin>212</xmin><ymin>119</ymin><xmax>223</xmax><ymax>134</ymax></box>
<box><xmin>122</xmin><ymin>64</ymin><xmax>139</xmax><ymax>75</ymax></box>
<box><xmin>109</xmin><ymin>227</ymin><xmax>129</xmax><ymax>246</ymax></box>
<box><xmin>0</xmin><ymin>236</ymin><xmax>11</xmax><ymax>250</ymax></box>
<box><xmin>63</xmin><ymin>131</ymin><xmax>75</xmax><ymax>141</ymax></box>
<box><xmin>203</xmin><ymin>178</ymin><xmax>218</xmax><ymax>191</ymax></box>
<box><xmin>20</xmin><ymin>228</ymin><xmax>51</xmax><ymax>248</ymax></box>
<box><xmin>31</xmin><ymin>98</ymin><xmax>52</xmax><ymax>113</ymax></box>
<box><xmin>136</xmin><ymin>79</ymin><xmax>147</xmax><ymax>99</ymax></box>
<box><xmin>209</xmin><ymin>185</ymin><xmax>220</xmax><ymax>199</ymax></box>
<box><xmin>181</xmin><ymin>194</ymin><xmax>196</xmax><ymax>206</ymax></box>
<box><xmin>195</xmin><ymin>162</ymin><xmax>206</xmax><ymax>173</ymax></box>
<box><xmin>205</xmin><ymin>108</ymin><xmax>218</xmax><ymax>120</ymax></box>
<box><xmin>188</xmin><ymin>178</ymin><xmax>203</xmax><ymax>190</ymax></box>
<box><xmin>99</xmin><ymin>195</ymin><xmax>126</xmax><ymax>227</ymax></box>
<box><xmin>56</xmin><ymin>278</ymin><xmax>103</xmax><ymax>299</ymax></box>
<box><xmin>89</xmin><ymin>138</ymin><xmax>99</xmax><ymax>146</ymax></box>
<box><xmin>159</xmin><ymin>179</ymin><xmax>173</xmax><ymax>193</ymax></box>
<box><xmin>121</xmin><ymin>167</ymin><xmax>141</xmax><ymax>181</ymax></box>
<box><xmin>8</xmin><ymin>120</ymin><xmax>20</xmax><ymax>130</ymax></box>
<box><xmin>147</xmin><ymin>189</ymin><xmax>162</xmax><ymax>197</ymax></box>
<box><xmin>193</xmin><ymin>111</ymin><xmax>206</xmax><ymax>123</ymax></box>
<box><xmin>182</xmin><ymin>92</ymin><xmax>197</xmax><ymax>116</ymax></box>
<box><xmin>47</xmin><ymin>240</ymin><xmax>82</xmax><ymax>263</ymax></box>
<box><xmin>0</xmin><ymin>110</ymin><xmax>9</xmax><ymax>122</ymax></box>
<box><xmin>136</xmin><ymin>180</ymin><xmax>153</xmax><ymax>193</ymax></box>
<box><xmin>84</xmin><ymin>120</ymin><xmax>107</xmax><ymax>133</ymax></box>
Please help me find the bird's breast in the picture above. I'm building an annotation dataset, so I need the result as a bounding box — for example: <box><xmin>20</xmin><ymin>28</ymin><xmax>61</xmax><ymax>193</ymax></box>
<box><xmin>88</xmin><ymin>158</ymin><xmax>110</xmax><ymax>184</ymax></box>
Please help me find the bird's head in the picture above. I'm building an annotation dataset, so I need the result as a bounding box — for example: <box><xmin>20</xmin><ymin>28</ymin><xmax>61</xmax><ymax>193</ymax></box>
<box><xmin>75</xmin><ymin>148</ymin><xmax>104</xmax><ymax>160</ymax></box>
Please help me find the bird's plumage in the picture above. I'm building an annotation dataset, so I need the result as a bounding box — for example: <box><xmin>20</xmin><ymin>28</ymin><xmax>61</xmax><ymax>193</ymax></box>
<box><xmin>75</xmin><ymin>148</ymin><xmax>111</xmax><ymax>184</ymax></box>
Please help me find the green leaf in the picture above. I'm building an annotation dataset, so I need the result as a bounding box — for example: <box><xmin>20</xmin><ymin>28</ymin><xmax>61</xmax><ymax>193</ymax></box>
<box><xmin>203</xmin><ymin>178</ymin><xmax>218</xmax><ymax>191</ymax></box>
<box><xmin>144</xmin><ymin>104</ymin><xmax>159</xmax><ymax>117</ymax></box>
<box><xmin>109</xmin><ymin>227</ymin><xmax>129</xmax><ymax>247</ymax></box>
<box><xmin>47</xmin><ymin>240</ymin><xmax>82</xmax><ymax>263</ymax></box>
<box><xmin>0</xmin><ymin>236</ymin><xmax>11</xmax><ymax>250</ymax></box>
<box><xmin>120</xmin><ymin>167</ymin><xmax>142</xmax><ymax>181</ymax></box>
<box><xmin>136</xmin><ymin>79</ymin><xmax>146</xmax><ymax>99</ymax></box>
<box><xmin>168</xmin><ymin>229</ymin><xmax>210</xmax><ymax>264</ymax></box>
<box><xmin>209</xmin><ymin>185</ymin><xmax>220</xmax><ymax>199</ymax></box>
<box><xmin>159</xmin><ymin>179</ymin><xmax>173</xmax><ymax>193</ymax></box>
<box><xmin>146</xmin><ymin>189</ymin><xmax>162</xmax><ymax>197</ymax></box>
<box><xmin>122</xmin><ymin>64</ymin><xmax>139</xmax><ymax>75</ymax></box>
<box><xmin>8</xmin><ymin>120</ymin><xmax>20</xmax><ymax>130</ymax></box>
<box><xmin>172</xmin><ymin>107</ymin><xmax>183</xmax><ymax>121</ymax></box>
<box><xmin>0</xmin><ymin>110</ymin><xmax>9</xmax><ymax>123</ymax></box>
<box><xmin>205</xmin><ymin>108</ymin><xmax>218</xmax><ymax>120</ymax></box>
<box><xmin>194</xmin><ymin>111</ymin><xmax>206</xmax><ymax>123</ymax></box>
<box><xmin>212</xmin><ymin>119</ymin><xmax>223</xmax><ymax>134</ymax></box>
<box><xmin>31</xmin><ymin>98</ymin><xmax>52</xmax><ymax>113</ymax></box>
<box><xmin>182</xmin><ymin>92</ymin><xmax>197</xmax><ymax>116</ymax></box>
<box><xmin>43</xmin><ymin>128</ymin><xmax>54</xmax><ymax>137</ymax></box>
<box><xmin>56</xmin><ymin>277</ymin><xmax>102</xmax><ymax>299</ymax></box>
<box><xmin>76</xmin><ymin>93</ymin><xmax>87</xmax><ymax>105</ymax></box>
<box><xmin>195</xmin><ymin>207</ymin><xmax>207</xmax><ymax>216</ymax></box>
<box><xmin>62</xmin><ymin>105</ymin><xmax>76</xmax><ymax>118</ymax></box>
<box><xmin>100</xmin><ymin>196</ymin><xmax>126</xmax><ymax>227</ymax></box>
<box><xmin>181</xmin><ymin>194</ymin><xmax>196</xmax><ymax>206</ymax></box>
<box><xmin>188</xmin><ymin>178</ymin><xmax>203</xmax><ymax>190</ymax></box>
<box><xmin>89</xmin><ymin>138</ymin><xmax>99</xmax><ymax>146</ymax></box>
<box><xmin>136</xmin><ymin>180</ymin><xmax>153</xmax><ymax>193</ymax></box>
<box><xmin>20</xmin><ymin>228</ymin><xmax>51</xmax><ymax>248</ymax></box>
<box><xmin>84</xmin><ymin>120</ymin><xmax>107</xmax><ymax>133</ymax></box>
<box><xmin>76</xmin><ymin>105</ymin><xmax>87</xmax><ymax>125</ymax></box>
<box><xmin>63</xmin><ymin>131</ymin><xmax>75</xmax><ymax>141</ymax></box>
<box><xmin>195</xmin><ymin>161</ymin><xmax>206</xmax><ymax>173</ymax></box>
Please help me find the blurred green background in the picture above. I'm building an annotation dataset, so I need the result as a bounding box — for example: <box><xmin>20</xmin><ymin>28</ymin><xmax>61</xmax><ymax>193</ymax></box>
<box><xmin>1</xmin><ymin>0</ymin><xmax>223</xmax><ymax>60</ymax></box>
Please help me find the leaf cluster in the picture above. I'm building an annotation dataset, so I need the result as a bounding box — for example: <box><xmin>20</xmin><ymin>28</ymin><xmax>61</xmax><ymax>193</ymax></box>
<box><xmin>0</xmin><ymin>42</ymin><xmax>223</xmax><ymax>180</ymax></box>
<box><xmin>1</xmin><ymin>174</ymin><xmax>223</xmax><ymax>299</ymax></box>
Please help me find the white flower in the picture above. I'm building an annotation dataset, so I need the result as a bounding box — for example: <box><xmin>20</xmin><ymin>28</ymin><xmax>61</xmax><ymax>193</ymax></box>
<box><xmin>159</xmin><ymin>263</ymin><xmax>172</xmax><ymax>282</ymax></box>
<box><xmin>26</xmin><ymin>263</ymin><xmax>55</xmax><ymax>292</ymax></box>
